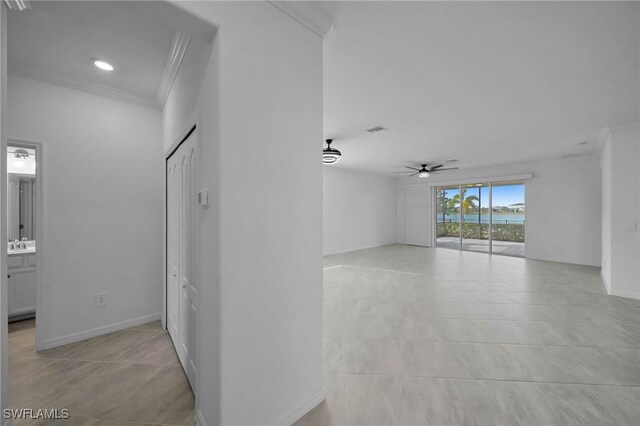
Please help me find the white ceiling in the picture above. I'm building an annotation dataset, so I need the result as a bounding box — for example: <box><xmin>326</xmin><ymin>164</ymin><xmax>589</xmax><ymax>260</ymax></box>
<box><xmin>322</xmin><ymin>1</ymin><xmax>640</xmax><ymax>175</ymax></box>
<box><xmin>8</xmin><ymin>1</ymin><xmax>215</xmax><ymax>109</ymax></box>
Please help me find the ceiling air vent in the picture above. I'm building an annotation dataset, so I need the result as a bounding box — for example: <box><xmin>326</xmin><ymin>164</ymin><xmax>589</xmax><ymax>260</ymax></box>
<box><xmin>366</xmin><ymin>126</ymin><xmax>387</xmax><ymax>133</ymax></box>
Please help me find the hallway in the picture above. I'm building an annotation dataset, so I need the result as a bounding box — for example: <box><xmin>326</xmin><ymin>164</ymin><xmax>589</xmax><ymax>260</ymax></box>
<box><xmin>9</xmin><ymin>320</ymin><xmax>194</xmax><ymax>425</ymax></box>
<box><xmin>297</xmin><ymin>244</ymin><xmax>640</xmax><ymax>425</ymax></box>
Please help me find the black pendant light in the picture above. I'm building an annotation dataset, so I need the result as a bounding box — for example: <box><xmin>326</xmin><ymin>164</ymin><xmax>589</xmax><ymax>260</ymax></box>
<box><xmin>323</xmin><ymin>139</ymin><xmax>341</xmax><ymax>164</ymax></box>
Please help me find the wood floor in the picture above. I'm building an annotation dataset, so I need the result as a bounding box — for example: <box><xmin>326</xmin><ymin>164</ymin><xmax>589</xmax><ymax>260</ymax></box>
<box><xmin>297</xmin><ymin>244</ymin><xmax>640</xmax><ymax>425</ymax></box>
<box><xmin>9</xmin><ymin>319</ymin><xmax>194</xmax><ymax>425</ymax></box>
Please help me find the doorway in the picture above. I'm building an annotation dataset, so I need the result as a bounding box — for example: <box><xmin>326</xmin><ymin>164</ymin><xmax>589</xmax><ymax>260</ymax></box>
<box><xmin>166</xmin><ymin>126</ymin><xmax>198</xmax><ymax>389</ymax></box>
<box><xmin>435</xmin><ymin>180</ymin><xmax>525</xmax><ymax>257</ymax></box>
<box><xmin>6</xmin><ymin>141</ymin><xmax>41</xmax><ymax>329</ymax></box>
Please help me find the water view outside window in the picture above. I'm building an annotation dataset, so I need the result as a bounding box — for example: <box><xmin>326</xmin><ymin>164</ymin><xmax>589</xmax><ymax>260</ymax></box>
<box><xmin>435</xmin><ymin>181</ymin><xmax>525</xmax><ymax>257</ymax></box>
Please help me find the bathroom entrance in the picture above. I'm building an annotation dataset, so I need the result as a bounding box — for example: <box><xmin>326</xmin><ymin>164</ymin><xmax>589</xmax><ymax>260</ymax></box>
<box><xmin>6</xmin><ymin>141</ymin><xmax>40</xmax><ymax>325</ymax></box>
<box><xmin>6</xmin><ymin>140</ymin><xmax>43</xmax><ymax>396</ymax></box>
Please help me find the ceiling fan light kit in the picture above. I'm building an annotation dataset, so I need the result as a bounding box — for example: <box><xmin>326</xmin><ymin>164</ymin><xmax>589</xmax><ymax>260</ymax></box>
<box><xmin>323</xmin><ymin>139</ymin><xmax>342</xmax><ymax>164</ymax></box>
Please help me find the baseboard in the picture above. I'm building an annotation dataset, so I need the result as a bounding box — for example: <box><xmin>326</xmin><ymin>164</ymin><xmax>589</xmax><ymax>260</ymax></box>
<box><xmin>9</xmin><ymin>307</ymin><xmax>36</xmax><ymax>316</ymax></box>
<box><xmin>607</xmin><ymin>288</ymin><xmax>640</xmax><ymax>300</ymax></box>
<box><xmin>524</xmin><ymin>254</ymin><xmax>601</xmax><ymax>268</ymax></box>
<box><xmin>271</xmin><ymin>387</ymin><xmax>325</xmax><ymax>426</ymax></box>
<box><xmin>195</xmin><ymin>408</ymin><xmax>206</xmax><ymax>426</ymax></box>
<box><xmin>323</xmin><ymin>265</ymin><xmax>343</xmax><ymax>271</ymax></box>
<box><xmin>42</xmin><ymin>312</ymin><xmax>162</xmax><ymax>350</ymax></box>
<box><xmin>323</xmin><ymin>242</ymin><xmax>399</xmax><ymax>257</ymax></box>
<box><xmin>8</xmin><ymin>311</ymin><xmax>36</xmax><ymax>323</ymax></box>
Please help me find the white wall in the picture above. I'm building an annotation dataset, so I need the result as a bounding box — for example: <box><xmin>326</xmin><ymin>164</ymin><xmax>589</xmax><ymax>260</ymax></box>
<box><xmin>7</xmin><ymin>75</ymin><xmax>163</xmax><ymax>347</ymax></box>
<box><xmin>166</xmin><ymin>2</ymin><xmax>324</xmax><ymax>424</ymax></box>
<box><xmin>0</xmin><ymin>4</ymin><xmax>8</xmax><ymax>416</ymax></box>
<box><xmin>163</xmin><ymin>35</ymin><xmax>211</xmax><ymax>152</ymax></box>
<box><xmin>397</xmin><ymin>156</ymin><xmax>602</xmax><ymax>266</ymax></box>
<box><xmin>601</xmin><ymin>132</ymin><xmax>612</xmax><ymax>292</ymax></box>
<box><xmin>323</xmin><ymin>167</ymin><xmax>397</xmax><ymax>255</ymax></box>
<box><xmin>601</xmin><ymin>124</ymin><xmax>640</xmax><ymax>299</ymax></box>
<box><xmin>524</xmin><ymin>157</ymin><xmax>601</xmax><ymax>266</ymax></box>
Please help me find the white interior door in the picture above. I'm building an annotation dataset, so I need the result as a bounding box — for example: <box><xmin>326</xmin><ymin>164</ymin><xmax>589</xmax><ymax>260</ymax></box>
<box><xmin>167</xmin><ymin>161</ymin><xmax>180</xmax><ymax>344</ymax></box>
<box><xmin>166</xmin><ymin>129</ymin><xmax>198</xmax><ymax>388</ymax></box>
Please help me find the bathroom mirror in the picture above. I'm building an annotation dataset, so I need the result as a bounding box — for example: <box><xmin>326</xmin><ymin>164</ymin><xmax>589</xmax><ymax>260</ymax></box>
<box><xmin>7</xmin><ymin>146</ymin><xmax>37</xmax><ymax>242</ymax></box>
<box><xmin>8</xmin><ymin>175</ymin><xmax>35</xmax><ymax>241</ymax></box>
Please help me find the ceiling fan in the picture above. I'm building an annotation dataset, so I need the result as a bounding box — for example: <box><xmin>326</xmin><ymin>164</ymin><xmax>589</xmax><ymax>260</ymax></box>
<box><xmin>395</xmin><ymin>163</ymin><xmax>459</xmax><ymax>178</ymax></box>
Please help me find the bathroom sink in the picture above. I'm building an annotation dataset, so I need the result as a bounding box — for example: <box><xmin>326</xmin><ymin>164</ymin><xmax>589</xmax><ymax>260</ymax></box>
<box><xmin>7</xmin><ymin>240</ymin><xmax>36</xmax><ymax>255</ymax></box>
<box><xmin>8</xmin><ymin>248</ymin><xmax>36</xmax><ymax>255</ymax></box>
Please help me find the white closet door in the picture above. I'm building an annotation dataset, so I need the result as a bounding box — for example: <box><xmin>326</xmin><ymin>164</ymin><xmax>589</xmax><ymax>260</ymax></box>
<box><xmin>166</xmin><ymin>129</ymin><xmax>198</xmax><ymax>388</ymax></box>
<box><xmin>406</xmin><ymin>185</ymin><xmax>430</xmax><ymax>246</ymax></box>
<box><xmin>167</xmin><ymin>160</ymin><xmax>180</xmax><ymax>344</ymax></box>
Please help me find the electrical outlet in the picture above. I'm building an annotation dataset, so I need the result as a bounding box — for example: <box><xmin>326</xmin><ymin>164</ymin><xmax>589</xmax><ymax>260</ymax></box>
<box><xmin>96</xmin><ymin>292</ymin><xmax>107</xmax><ymax>308</ymax></box>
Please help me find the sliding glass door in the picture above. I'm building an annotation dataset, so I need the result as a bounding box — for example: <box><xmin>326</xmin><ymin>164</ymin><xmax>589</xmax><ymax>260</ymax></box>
<box><xmin>490</xmin><ymin>181</ymin><xmax>525</xmax><ymax>257</ymax></box>
<box><xmin>435</xmin><ymin>186</ymin><xmax>460</xmax><ymax>250</ymax></box>
<box><xmin>461</xmin><ymin>183</ymin><xmax>490</xmax><ymax>253</ymax></box>
<box><xmin>434</xmin><ymin>181</ymin><xmax>525</xmax><ymax>257</ymax></box>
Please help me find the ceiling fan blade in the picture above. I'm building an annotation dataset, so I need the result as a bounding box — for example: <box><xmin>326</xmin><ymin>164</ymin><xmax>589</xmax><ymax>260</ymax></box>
<box><xmin>409</xmin><ymin>172</ymin><xmax>419</xmax><ymax>177</ymax></box>
<box><xmin>406</xmin><ymin>166</ymin><xmax>420</xmax><ymax>171</ymax></box>
<box><xmin>429</xmin><ymin>164</ymin><xmax>445</xmax><ymax>171</ymax></box>
<box><xmin>394</xmin><ymin>171</ymin><xmax>414</xmax><ymax>173</ymax></box>
<box><xmin>433</xmin><ymin>167</ymin><xmax>459</xmax><ymax>172</ymax></box>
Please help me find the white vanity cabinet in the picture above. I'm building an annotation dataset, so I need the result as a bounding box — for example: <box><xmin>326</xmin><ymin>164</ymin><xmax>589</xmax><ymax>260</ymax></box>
<box><xmin>7</xmin><ymin>252</ymin><xmax>36</xmax><ymax>317</ymax></box>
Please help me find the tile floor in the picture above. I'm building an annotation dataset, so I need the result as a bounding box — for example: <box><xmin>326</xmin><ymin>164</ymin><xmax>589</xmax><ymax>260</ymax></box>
<box><xmin>9</xmin><ymin>319</ymin><xmax>194</xmax><ymax>425</ymax></box>
<box><xmin>296</xmin><ymin>244</ymin><xmax>640</xmax><ymax>426</ymax></box>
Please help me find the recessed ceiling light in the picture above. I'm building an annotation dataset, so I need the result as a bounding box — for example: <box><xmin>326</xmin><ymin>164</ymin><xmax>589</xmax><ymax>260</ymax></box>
<box><xmin>92</xmin><ymin>58</ymin><xmax>114</xmax><ymax>71</ymax></box>
<box><xmin>577</xmin><ymin>141</ymin><xmax>588</xmax><ymax>147</ymax></box>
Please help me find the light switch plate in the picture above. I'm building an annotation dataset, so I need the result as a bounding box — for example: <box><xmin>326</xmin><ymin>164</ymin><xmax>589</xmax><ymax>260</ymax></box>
<box><xmin>197</xmin><ymin>188</ymin><xmax>209</xmax><ymax>208</ymax></box>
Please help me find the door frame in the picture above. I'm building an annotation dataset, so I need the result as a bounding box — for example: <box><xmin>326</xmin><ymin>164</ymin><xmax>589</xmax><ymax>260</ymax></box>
<box><xmin>6</xmin><ymin>139</ymin><xmax>45</xmax><ymax>352</ymax></box>
<box><xmin>1</xmin><ymin>4</ymin><xmax>8</xmax><ymax>417</ymax></box>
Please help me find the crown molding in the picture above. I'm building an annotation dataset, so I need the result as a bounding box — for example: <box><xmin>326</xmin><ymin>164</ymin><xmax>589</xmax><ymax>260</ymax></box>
<box><xmin>156</xmin><ymin>30</ymin><xmax>191</xmax><ymax>108</ymax></box>
<box><xmin>3</xmin><ymin>0</ymin><xmax>30</xmax><ymax>11</ymax></box>
<box><xmin>609</xmin><ymin>120</ymin><xmax>640</xmax><ymax>132</ymax></box>
<box><xmin>269</xmin><ymin>1</ymin><xmax>334</xmax><ymax>40</ymax></box>
<box><xmin>8</xmin><ymin>64</ymin><xmax>160</xmax><ymax>111</ymax></box>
